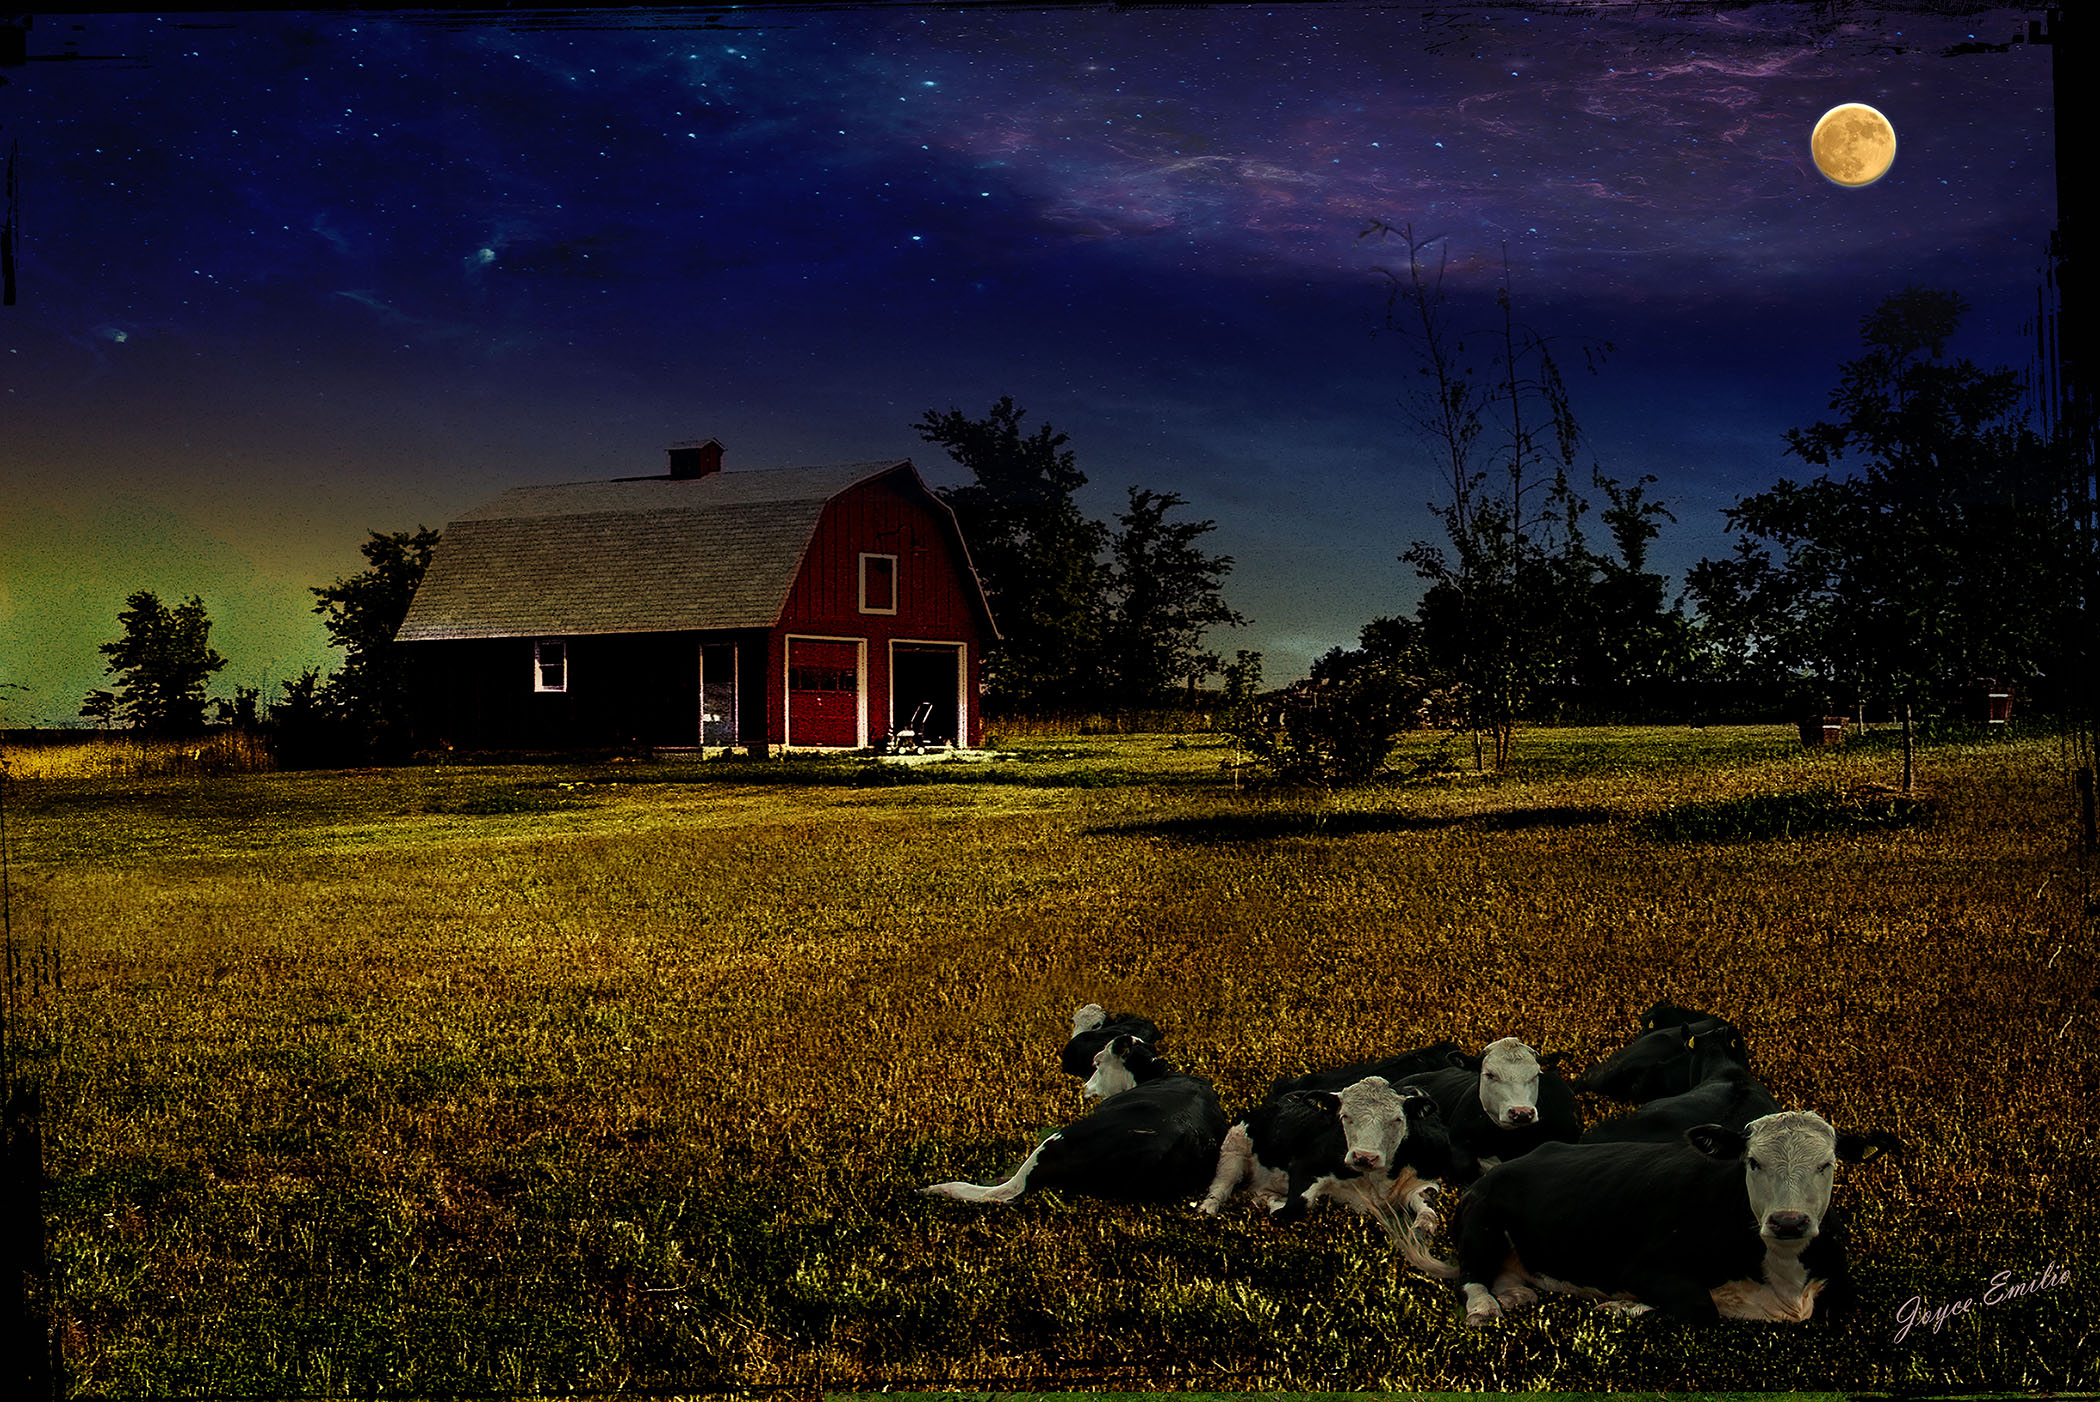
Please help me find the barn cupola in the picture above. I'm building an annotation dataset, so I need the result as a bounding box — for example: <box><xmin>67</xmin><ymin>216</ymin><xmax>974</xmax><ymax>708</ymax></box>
<box><xmin>667</xmin><ymin>438</ymin><xmax>725</xmax><ymax>479</ymax></box>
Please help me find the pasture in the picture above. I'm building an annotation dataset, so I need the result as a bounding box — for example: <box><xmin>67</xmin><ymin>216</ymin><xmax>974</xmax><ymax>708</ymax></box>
<box><xmin>4</xmin><ymin>725</ymin><xmax>2095</xmax><ymax>1395</ymax></box>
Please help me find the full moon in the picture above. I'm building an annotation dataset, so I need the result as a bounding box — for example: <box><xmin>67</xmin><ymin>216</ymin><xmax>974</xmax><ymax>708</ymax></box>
<box><xmin>1811</xmin><ymin>103</ymin><xmax>1897</xmax><ymax>188</ymax></box>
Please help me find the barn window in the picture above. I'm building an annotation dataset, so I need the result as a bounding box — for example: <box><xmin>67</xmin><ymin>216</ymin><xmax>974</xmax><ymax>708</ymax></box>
<box><xmin>859</xmin><ymin>553</ymin><xmax>898</xmax><ymax>614</ymax></box>
<box><xmin>534</xmin><ymin>639</ymin><xmax>568</xmax><ymax>693</ymax></box>
<box><xmin>788</xmin><ymin>661</ymin><xmax>857</xmax><ymax>693</ymax></box>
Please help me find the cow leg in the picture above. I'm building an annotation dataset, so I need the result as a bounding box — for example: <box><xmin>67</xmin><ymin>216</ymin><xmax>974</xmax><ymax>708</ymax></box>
<box><xmin>1622</xmin><ymin>1270</ymin><xmax>1721</xmax><ymax>1324</ymax></box>
<box><xmin>919</xmin><ymin>1134</ymin><xmax>1058</xmax><ymax>1204</ymax></box>
<box><xmin>1490</xmin><ymin>1267</ymin><xmax>1539</xmax><ymax>1315</ymax></box>
<box><xmin>1595</xmin><ymin>1300</ymin><xmax>1654</xmax><ymax>1318</ymax></box>
<box><xmin>1402</xmin><ymin>1180</ymin><xmax>1441</xmax><ymax>1240</ymax></box>
<box><xmin>1197</xmin><ymin>1123</ymin><xmax>1254</xmax><ymax>1215</ymax></box>
<box><xmin>1462</xmin><ymin>1247</ymin><xmax>1533</xmax><ymax>1327</ymax></box>
<box><xmin>1274</xmin><ymin>1165</ymin><xmax>1325</xmax><ymax>1224</ymax></box>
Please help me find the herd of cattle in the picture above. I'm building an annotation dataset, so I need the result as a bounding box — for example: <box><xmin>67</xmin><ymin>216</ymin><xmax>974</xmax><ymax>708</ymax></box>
<box><xmin>920</xmin><ymin>1002</ymin><xmax>1902</xmax><ymax>1328</ymax></box>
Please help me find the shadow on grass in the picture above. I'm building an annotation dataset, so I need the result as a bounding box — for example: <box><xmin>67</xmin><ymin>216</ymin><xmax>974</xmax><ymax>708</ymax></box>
<box><xmin>1091</xmin><ymin>804</ymin><xmax>1622</xmax><ymax>844</ymax></box>
<box><xmin>1640</xmin><ymin>788</ymin><xmax>1935</xmax><ymax>843</ymax></box>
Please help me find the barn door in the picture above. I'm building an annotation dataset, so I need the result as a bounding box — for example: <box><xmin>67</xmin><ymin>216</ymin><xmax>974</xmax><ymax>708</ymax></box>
<box><xmin>787</xmin><ymin>637</ymin><xmax>863</xmax><ymax>747</ymax></box>
<box><xmin>700</xmin><ymin>643</ymin><xmax>738</xmax><ymax>746</ymax></box>
<box><xmin>891</xmin><ymin>643</ymin><xmax>963</xmax><ymax>746</ymax></box>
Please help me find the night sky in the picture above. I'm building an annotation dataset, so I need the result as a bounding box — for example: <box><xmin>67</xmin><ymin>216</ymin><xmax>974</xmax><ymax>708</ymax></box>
<box><xmin>0</xmin><ymin>3</ymin><xmax>2061</xmax><ymax>729</ymax></box>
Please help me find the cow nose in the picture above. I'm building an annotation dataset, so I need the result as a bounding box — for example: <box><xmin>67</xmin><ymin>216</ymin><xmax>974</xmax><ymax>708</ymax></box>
<box><xmin>1767</xmin><ymin>1211</ymin><xmax>1812</xmax><ymax>1240</ymax></box>
<box><xmin>1505</xmin><ymin>1106</ymin><xmax>1536</xmax><ymax>1125</ymax></box>
<box><xmin>1348</xmin><ymin>1149</ymin><xmax>1383</xmax><ymax>1170</ymax></box>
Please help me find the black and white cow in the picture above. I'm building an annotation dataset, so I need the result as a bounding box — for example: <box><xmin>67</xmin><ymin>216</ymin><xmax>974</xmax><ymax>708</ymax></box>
<box><xmin>1401</xmin><ymin>1036</ymin><xmax>1581</xmax><ymax>1179</ymax></box>
<box><xmin>1197</xmin><ymin>1076</ymin><xmax>1455</xmax><ymax>1235</ymax></box>
<box><xmin>921</xmin><ymin>1035</ymin><xmax>1226</xmax><ymax>1205</ymax></box>
<box><xmin>1577</xmin><ymin>1010</ymin><xmax>1748</xmax><ymax>1104</ymax></box>
<box><xmin>1580</xmin><ymin>1025</ymin><xmax>1780</xmax><ymax>1145</ymax></box>
<box><xmin>1061</xmin><ymin>1004</ymin><xmax>1167</xmax><ymax>1084</ymax></box>
<box><xmin>1442</xmin><ymin>1110</ymin><xmax>1895</xmax><ymax>1326</ymax></box>
<box><xmin>1264</xmin><ymin>1040</ymin><xmax>1465</xmax><ymax>1100</ymax></box>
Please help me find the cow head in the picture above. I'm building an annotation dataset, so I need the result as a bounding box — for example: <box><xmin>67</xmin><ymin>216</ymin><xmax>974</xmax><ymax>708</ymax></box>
<box><xmin>1297</xmin><ymin>1076</ymin><xmax>1435</xmax><ymax>1177</ymax></box>
<box><xmin>1070</xmin><ymin>1003</ymin><xmax>1109</xmax><ymax>1037</ymax></box>
<box><xmin>1683</xmin><ymin>1022</ymin><xmax>1750</xmax><ymax>1081</ymax></box>
<box><xmin>1641</xmin><ymin>1000</ymin><xmax>1723</xmax><ymax>1033</ymax></box>
<box><xmin>1579</xmin><ymin>1016</ymin><xmax>1745</xmax><ymax>1101</ymax></box>
<box><xmin>1476</xmin><ymin>1037</ymin><xmax>1544</xmax><ymax>1129</ymax></box>
<box><xmin>1084</xmin><ymin>1033</ymin><xmax>1162</xmax><ymax>1099</ymax></box>
<box><xmin>1685</xmin><ymin>1110</ymin><xmax>1870</xmax><ymax>1247</ymax></box>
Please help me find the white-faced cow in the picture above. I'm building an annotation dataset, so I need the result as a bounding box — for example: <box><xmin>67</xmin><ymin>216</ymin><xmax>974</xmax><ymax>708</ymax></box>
<box><xmin>1581</xmin><ymin>1024</ymin><xmax>1778</xmax><ymax>1144</ymax></box>
<box><xmin>1401</xmin><ymin>1036</ymin><xmax>1581</xmax><ymax>1180</ymax></box>
<box><xmin>1577</xmin><ymin>1010</ymin><xmax>1749</xmax><ymax>1104</ymax></box>
<box><xmin>1197</xmin><ymin>1076</ymin><xmax>1455</xmax><ymax>1238</ymax></box>
<box><xmin>1061</xmin><ymin>1004</ymin><xmax>1166</xmax><ymax>1087</ymax></box>
<box><xmin>1444</xmin><ymin>1110</ymin><xmax>1896</xmax><ymax>1326</ymax></box>
<box><xmin>921</xmin><ymin>1035</ymin><xmax>1226</xmax><ymax>1205</ymax></box>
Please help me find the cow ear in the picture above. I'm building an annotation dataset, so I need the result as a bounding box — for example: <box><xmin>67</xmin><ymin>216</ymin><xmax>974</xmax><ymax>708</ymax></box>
<box><xmin>1685</xmin><ymin>1123</ymin><xmax>1747</xmax><ymax>1160</ymax></box>
<box><xmin>1401</xmin><ymin>1087</ymin><xmax>1440</xmax><ymax>1118</ymax></box>
<box><xmin>1837</xmin><ymin>1130</ymin><xmax>1903</xmax><ymax>1163</ymax></box>
<box><xmin>1296</xmin><ymin>1090</ymin><xmax>1342</xmax><ymax>1115</ymax></box>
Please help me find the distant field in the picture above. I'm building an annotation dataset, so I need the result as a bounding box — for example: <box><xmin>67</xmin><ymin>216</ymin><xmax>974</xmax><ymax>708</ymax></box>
<box><xmin>4</xmin><ymin>725</ymin><xmax>2094</xmax><ymax>1395</ymax></box>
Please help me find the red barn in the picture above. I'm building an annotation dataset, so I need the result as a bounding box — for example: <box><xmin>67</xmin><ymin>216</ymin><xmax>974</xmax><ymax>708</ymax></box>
<box><xmin>396</xmin><ymin>441</ymin><xmax>997</xmax><ymax>753</ymax></box>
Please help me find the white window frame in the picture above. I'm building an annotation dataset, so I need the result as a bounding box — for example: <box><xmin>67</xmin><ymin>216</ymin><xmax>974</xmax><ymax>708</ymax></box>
<box><xmin>533</xmin><ymin>638</ymin><xmax>568</xmax><ymax>693</ymax></box>
<box><xmin>858</xmin><ymin>552</ymin><xmax>899</xmax><ymax>615</ymax></box>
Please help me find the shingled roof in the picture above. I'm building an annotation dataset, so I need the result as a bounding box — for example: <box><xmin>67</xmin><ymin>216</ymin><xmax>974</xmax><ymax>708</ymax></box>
<box><xmin>397</xmin><ymin>459</ymin><xmax>944</xmax><ymax>641</ymax></box>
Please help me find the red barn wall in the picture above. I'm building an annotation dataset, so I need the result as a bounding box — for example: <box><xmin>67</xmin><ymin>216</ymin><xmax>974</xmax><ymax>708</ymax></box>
<box><xmin>772</xmin><ymin>473</ymin><xmax>989</xmax><ymax>747</ymax></box>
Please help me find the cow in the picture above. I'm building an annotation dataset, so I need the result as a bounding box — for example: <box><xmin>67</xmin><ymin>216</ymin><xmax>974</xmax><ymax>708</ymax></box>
<box><xmin>1197</xmin><ymin>1076</ymin><xmax>1455</xmax><ymax>1239</ymax></box>
<box><xmin>1061</xmin><ymin>1003</ymin><xmax>1166</xmax><ymax>1085</ymax></box>
<box><xmin>1400</xmin><ymin>1036</ymin><xmax>1581</xmax><ymax>1180</ymax></box>
<box><xmin>1578</xmin><ymin>1010</ymin><xmax>1749</xmax><ymax>1104</ymax></box>
<box><xmin>1264</xmin><ymin>1039</ymin><xmax>1465</xmax><ymax>1100</ymax></box>
<box><xmin>1639</xmin><ymin>1000</ymin><xmax>1727</xmax><ymax>1034</ymax></box>
<box><xmin>1440</xmin><ymin>1110</ymin><xmax>1896</xmax><ymax>1326</ymax></box>
<box><xmin>1580</xmin><ymin>1024</ymin><xmax>1775</xmax><ymax>1143</ymax></box>
<box><xmin>920</xmin><ymin>1035</ymin><xmax>1226</xmax><ymax>1205</ymax></box>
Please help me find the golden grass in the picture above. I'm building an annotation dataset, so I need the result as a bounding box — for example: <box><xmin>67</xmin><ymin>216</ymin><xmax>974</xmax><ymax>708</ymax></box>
<box><xmin>2</xmin><ymin>731</ymin><xmax>274</xmax><ymax>781</ymax></box>
<box><xmin>6</xmin><ymin>726</ymin><xmax>2095</xmax><ymax>1394</ymax></box>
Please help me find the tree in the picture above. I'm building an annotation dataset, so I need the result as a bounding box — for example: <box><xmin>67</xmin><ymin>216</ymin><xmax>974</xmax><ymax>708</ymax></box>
<box><xmin>1100</xmin><ymin>487</ymin><xmax>1247</xmax><ymax>704</ymax></box>
<box><xmin>96</xmin><ymin>591</ymin><xmax>227</xmax><ymax>736</ymax></box>
<box><xmin>1367</xmin><ymin>222</ymin><xmax>1609</xmax><ymax>768</ymax></box>
<box><xmin>1549</xmin><ymin>470</ymin><xmax>1702</xmax><ymax>714</ymax></box>
<box><xmin>78</xmin><ymin>690</ymin><xmax>117</xmax><ymax>730</ymax></box>
<box><xmin>1686</xmin><ymin>287</ymin><xmax>2074</xmax><ymax>792</ymax></box>
<box><xmin>267</xmin><ymin>667</ymin><xmax>349</xmax><ymax>769</ymax></box>
<box><xmin>917</xmin><ymin>398</ymin><xmax>1109</xmax><ymax>710</ymax></box>
<box><xmin>310</xmin><ymin>527</ymin><xmax>441</xmax><ymax>759</ymax></box>
<box><xmin>1230</xmin><ymin>617</ymin><xmax>1447</xmax><ymax>785</ymax></box>
<box><xmin>212</xmin><ymin>686</ymin><xmax>261</xmax><ymax>731</ymax></box>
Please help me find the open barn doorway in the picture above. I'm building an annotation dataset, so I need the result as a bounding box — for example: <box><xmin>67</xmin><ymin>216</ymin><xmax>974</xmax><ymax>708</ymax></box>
<box><xmin>700</xmin><ymin>643</ymin><xmax>738</xmax><ymax>746</ymax></box>
<box><xmin>891</xmin><ymin>643</ymin><xmax>964</xmax><ymax>747</ymax></box>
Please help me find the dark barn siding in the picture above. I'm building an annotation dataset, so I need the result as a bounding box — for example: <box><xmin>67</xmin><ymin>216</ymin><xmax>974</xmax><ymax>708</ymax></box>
<box><xmin>407</xmin><ymin>631</ymin><xmax>766</xmax><ymax>751</ymax></box>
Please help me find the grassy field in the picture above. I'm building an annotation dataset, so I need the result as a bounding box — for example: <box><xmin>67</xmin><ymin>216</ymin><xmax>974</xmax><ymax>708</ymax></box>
<box><xmin>3</xmin><ymin>724</ymin><xmax>2096</xmax><ymax>1396</ymax></box>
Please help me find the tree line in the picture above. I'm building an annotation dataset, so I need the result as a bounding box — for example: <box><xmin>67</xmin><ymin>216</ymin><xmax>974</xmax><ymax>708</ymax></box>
<box><xmin>81</xmin><ymin>528</ymin><xmax>441</xmax><ymax>766</ymax></box>
<box><xmin>75</xmin><ymin>255</ymin><xmax>2087</xmax><ymax>781</ymax></box>
<box><xmin>1226</xmin><ymin>225</ymin><xmax>2084</xmax><ymax>787</ymax></box>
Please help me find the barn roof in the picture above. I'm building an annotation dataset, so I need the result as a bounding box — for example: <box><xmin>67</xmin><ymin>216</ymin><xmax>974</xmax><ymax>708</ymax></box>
<box><xmin>397</xmin><ymin>459</ymin><xmax>977</xmax><ymax>642</ymax></box>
